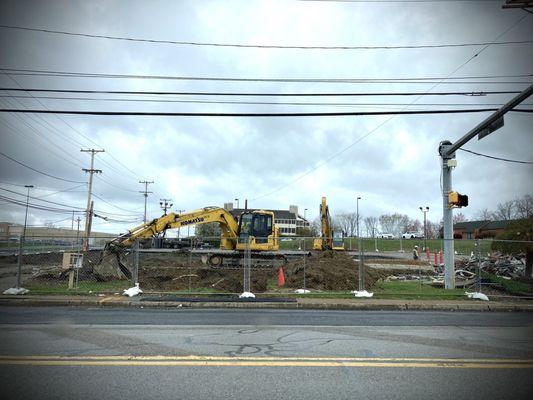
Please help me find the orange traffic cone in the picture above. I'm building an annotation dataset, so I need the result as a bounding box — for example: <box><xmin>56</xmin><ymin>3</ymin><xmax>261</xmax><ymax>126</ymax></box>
<box><xmin>278</xmin><ymin>267</ymin><xmax>285</xmax><ymax>287</ymax></box>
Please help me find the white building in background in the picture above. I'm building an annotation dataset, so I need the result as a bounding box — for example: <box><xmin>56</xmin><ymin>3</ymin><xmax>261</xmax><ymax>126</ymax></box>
<box><xmin>223</xmin><ymin>204</ymin><xmax>309</xmax><ymax>236</ymax></box>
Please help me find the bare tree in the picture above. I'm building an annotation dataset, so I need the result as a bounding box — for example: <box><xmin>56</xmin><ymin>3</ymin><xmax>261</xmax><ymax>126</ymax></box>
<box><xmin>453</xmin><ymin>213</ymin><xmax>467</xmax><ymax>224</ymax></box>
<box><xmin>334</xmin><ymin>212</ymin><xmax>359</xmax><ymax>237</ymax></box>
<box><xmin>515</xmin><ymin>194</ymin><xmax>533</xmax><ymax>219</ymax></box>
<box><xmin>364</xmin><ymin>216</ymin><xmax>379</xmax><ymax>237</ymax></box>
<box><xmin>426</xmin><ymin>221</ymin><xmax>440</xmax><ymax>239</ymax></box>
<box><xmin>495</xmin><ymin>201</ymin><xmax>515</xmax><ymax>220</ymax></box>
<box><xmin>474</xmin><ymin>208</ymin><xmax>494</xmax><ymax>221</ymax></box>
<box><xmin>379</xmin><ymin>213</ymin><xmax>410</xmax><ymax>236</ymax></box>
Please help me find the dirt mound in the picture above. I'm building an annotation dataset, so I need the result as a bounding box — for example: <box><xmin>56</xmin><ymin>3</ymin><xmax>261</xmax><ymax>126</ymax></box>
<box><xmin>139</xmin><ymin>266</ymin><xmax>272</xmax><ymax>293</ymax></box>
<box><xmin>284</xmin><ymin>251</ymin><xmax>385</xmax><ymax>291</ymax></box>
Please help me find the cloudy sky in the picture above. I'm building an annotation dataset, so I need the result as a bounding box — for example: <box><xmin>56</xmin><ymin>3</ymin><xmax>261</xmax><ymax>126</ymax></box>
<box><xmin>0</xmin><ymin>0</ymin><xmax>531</xmax><ymax>234</ymax></box>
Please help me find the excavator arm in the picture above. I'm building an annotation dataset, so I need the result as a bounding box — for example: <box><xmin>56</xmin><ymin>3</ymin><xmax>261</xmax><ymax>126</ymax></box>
<box><xmin>110</xmin><ymin>207</ymin><xmax>239</xmax><ymax>249</ymax></box>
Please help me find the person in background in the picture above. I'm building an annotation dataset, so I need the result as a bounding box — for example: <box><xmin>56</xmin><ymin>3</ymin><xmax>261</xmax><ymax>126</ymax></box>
<box><xmin>413</xmin><ymin>245</ymin><xmax>419</xmax><ymax>260</ymax></box>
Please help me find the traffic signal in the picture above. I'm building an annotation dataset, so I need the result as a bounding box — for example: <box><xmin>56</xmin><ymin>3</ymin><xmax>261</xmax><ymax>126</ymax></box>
<box><xmin>448</xmin><ymin>191</ymin><xmax>468</xmax><ymax>208</ymax></box>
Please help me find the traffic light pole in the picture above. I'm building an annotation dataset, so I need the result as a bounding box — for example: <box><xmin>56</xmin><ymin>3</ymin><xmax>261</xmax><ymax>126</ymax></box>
<box><xmin>438</xmin><ymin>84</ymin><xmax>533</xmax><ymax>290</ymax></box>
<box><xmin>439</xmin><ymin>141</ymin><xmax>455</xmax><ymax>289</ymax></box>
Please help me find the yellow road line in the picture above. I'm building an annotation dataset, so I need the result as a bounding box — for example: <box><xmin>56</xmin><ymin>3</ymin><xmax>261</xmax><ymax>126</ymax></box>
<box><xmin>0</xmin><ymin>355</ymin><xmax>531</xmax><ymax>363</ymax></box>
<box><xmin>0</xmin><ymin>356</ymin><xmax>531</xmax><ymax>368</ymax></box>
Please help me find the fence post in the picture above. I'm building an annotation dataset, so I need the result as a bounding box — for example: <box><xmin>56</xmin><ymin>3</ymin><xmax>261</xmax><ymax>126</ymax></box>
<box><xmin>476</xmin><ymin>239</ymin><xmax>482</xmax><ymax>293</ymax></box>
<box><xmin>16</xmin><ymin>234</ymin><xmax>23</xmax><ymax>289</ymax></box>
<box><xmin>303</xmin><ymin>238</ymin><xmax>306</xmax><ymax>292</ymax></box>
<box><xmin>132</xmin><ymin>239</ymin><xmax>139</xmax><ymax>286</ymax></box>
<box><xmin>240</xmin><ymin>236</ymin><xmax>253</xmax><ymax>297</ymax></box>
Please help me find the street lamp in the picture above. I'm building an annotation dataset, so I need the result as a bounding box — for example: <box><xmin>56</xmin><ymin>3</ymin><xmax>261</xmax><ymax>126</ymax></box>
<box><xmin>235</xmin><ymin>198</ymin><xmax>239</xmax><ymax>209</ymax></box>
<box><xmin>419</xmin><ymin>206</ymin><xmax>429</xmax><ymax>251</ymax></box>
<box><xmin>356</xmin><ymin>197</ymin><xmax>361</xmax><ymax>238</ymax></box>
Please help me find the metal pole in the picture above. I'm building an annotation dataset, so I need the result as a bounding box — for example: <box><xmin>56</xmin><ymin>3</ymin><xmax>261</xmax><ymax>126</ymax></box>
<box><xmin>22</xmin><ymin>185</ymin><xmax>33</xmax><ymax>237</ymax></box>
<box><xmin>445</xmin><ymin>84</ymin><xmax>533</xmax><ymax>156</ymax></box>
<box><xmin>303</xmin><ymin>238</ymin><xmax>306</xmax><ymax>292</ymax></box>
<box><xmin>16</xmin><ymin>235</ymin><xmax>22</xmax><ymax>289</ymax></box>
<box><xmin>440</xmin><ymin>142</ymin><xmax>455</xmax><ymax>289</ymax></box>
<box><xmin>132</xmin><ymin>239</ymin><xmax>139</xmax><ymax>286</ymax></box>
<box><xmin>357</xmin><ymin>196</ymin><xmax>363</xmax><ymax>291</ymax></box>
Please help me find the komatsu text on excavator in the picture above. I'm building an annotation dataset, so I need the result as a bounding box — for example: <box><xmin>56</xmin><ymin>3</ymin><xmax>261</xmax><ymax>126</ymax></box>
<box><xmin>97</xmin><ymin>206</ymin><xmax>307</xmax><ymax>278</ymax></box>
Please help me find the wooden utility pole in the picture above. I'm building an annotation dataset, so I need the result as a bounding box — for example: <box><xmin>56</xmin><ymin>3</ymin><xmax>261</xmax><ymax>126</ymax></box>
<box><xmin>81</xmin><ymin>149</ymin><xmax>104</xmax><ymax>251</ymax></box>
<box><xmin>139</xmin><ymin>180</ymin><xmax>154</xmax><ymax>223</ymax></box>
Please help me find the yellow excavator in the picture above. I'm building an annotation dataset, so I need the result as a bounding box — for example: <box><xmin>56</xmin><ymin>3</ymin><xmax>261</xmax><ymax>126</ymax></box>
<box><xmin>96</xmin><ymin>206</ymin><xmax>306</xmax><ymax>279</ymax></box>
<box><xmin>313</xmin><ymin>197</ymin><xmax>345</xmax><ymax>251</ymax></box>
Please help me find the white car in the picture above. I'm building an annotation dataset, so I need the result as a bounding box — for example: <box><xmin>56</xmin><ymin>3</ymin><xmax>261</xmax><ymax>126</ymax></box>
<box><xmin>378</xmin><ymin>233</ymin><xmax>394</xmax><ymax>239</ymax></box>
<box><xmin>402</xmin><ymin>231</ymin><xmax>423</xmax><ymax>239</ymax></box>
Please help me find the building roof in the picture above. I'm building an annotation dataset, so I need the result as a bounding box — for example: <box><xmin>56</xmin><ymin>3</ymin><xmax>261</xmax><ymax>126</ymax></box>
<box><xmin>453</xmin><ymin>220</ymin><xmax>490</xmax><ymax>233</ymax></box>
<box><xmin>482</xmin><ymin>220</ymin><xmax>512</xmax><ymax>230</ymax></box>
<box><xmin>229</xmin><ymin>208</ymin><xmax>307</xmax><ymax>221</ymax></box>
<box><xmin>454</xmin><ymin>219</ymin><xmax>513</xmax><ymax>233</ymax></box>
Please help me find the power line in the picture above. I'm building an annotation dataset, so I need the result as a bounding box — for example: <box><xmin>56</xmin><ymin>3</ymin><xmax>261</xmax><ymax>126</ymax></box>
<box><xmin>0</xmin><ymin>107</ymin><xmax>531</xmax><ymax>117</ymax></box>
<box><xmin>2</xmin><ymin>94</ymin><xmax>531</xmax><ymax>108</ymax></box>
<box><xmin>1</xmin><ymin>68</ymin><xmax>531</xmax><ymax>84</ymax></box>
<box><xmin>0</xmin><ymin>23</ymin><xmax>527</xmax><ymax>50</ymax></box>
<box><xmin>459</xmin><ymin>148</ymin><xmax>533</xmax><ymax>164</ymax></box>
<box><xmin>92</xmin><ymin>192</ymin><xmax>144</xmax><ymax>214</ymax></box>
<box><xmin>0</xmin><ymin>87</ymin><xmax>522</xmax><ymax>97</ymax></box>
<box><xmin>1</xmin><ymin>71</ymin><xmax>153</xmax><ymax>185</ymax></box>
<box><xmin>250</xmin><ymin>12</ymin><xmax>531</xmax><ymax>201</ymax></box>
<box><xmin>0</xmin><ymin>187</ymin><xmax>85</xmax><ymax>209</ymax></box>
<box><xmin>0</xmin><ymin>151</ymin><xmax>86</xmax><ymax>183</ymax></box>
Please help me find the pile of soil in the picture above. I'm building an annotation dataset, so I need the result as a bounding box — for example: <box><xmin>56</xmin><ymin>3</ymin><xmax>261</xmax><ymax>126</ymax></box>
<box><xmin>284</xmin><ymin>251</ymin><xmax>385</xmax><ymax>291</ymax></box>
<box><xmin>139</xmin><ymin>265</ymin><xmax>273</xmax><ymax>293</ymax></box>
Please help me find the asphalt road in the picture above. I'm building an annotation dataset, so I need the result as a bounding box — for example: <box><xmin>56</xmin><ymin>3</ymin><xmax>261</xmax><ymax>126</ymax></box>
<box><xmin>0</xmin><ymin>307</ymin><xmax>532</xmax><ymax>400</ymax></box>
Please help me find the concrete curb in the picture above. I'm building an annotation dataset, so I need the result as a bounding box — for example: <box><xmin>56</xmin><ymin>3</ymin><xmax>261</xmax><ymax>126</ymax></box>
<box><xmin>1</xmin><ymin>295</ymin><xmax>532</xmax><ymax>312</ymax></box>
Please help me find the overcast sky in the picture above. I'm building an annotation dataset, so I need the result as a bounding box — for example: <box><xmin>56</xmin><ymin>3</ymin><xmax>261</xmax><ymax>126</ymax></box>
<box><xmin>0</xmin><ymin>0</ymin><xmax>532</xmax><ymax>234</ymax></box>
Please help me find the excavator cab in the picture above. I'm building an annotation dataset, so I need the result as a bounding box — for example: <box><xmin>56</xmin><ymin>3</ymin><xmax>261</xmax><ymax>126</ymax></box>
<box><xmin>238</xmin><ymin>211</ymin><xmax>273</xmax><ymax>244</ymax></box>
<box><xmin>236</xmin><ymin>210</ymin><xmax>278</xmax><ymax>251</ymax></box>
<box><xmin>332</xmin><ymin>230</ymin><xmax>345</xmax><ymax>250</ymax></box>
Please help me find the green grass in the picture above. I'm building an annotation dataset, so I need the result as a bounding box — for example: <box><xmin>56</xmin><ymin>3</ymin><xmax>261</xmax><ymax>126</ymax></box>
<box><xmin>24</xmin><ymin>281</ymin><xmax>129</xmax><ymax>295</ymax></box>
<box><xmin>482</xmin><ymin>273</ymin><xmax>531</xmax><ymax>295</ymax></box>
<box><xmin>278</xmin><ymin>237</ymin><xmax>492</xmax><ymax>255</ymax></box>
<box><xmin>372</xmin><ymin>281</ymin><xmax>465</xmax><ymax>299</ymax></box>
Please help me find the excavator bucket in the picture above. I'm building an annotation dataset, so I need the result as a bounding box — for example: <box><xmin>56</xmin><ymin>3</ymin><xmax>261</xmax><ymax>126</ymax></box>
<box><xmin>93</xmin><ymin>244</ymin><xmax>132</xmax><ymax>281</ymax></box>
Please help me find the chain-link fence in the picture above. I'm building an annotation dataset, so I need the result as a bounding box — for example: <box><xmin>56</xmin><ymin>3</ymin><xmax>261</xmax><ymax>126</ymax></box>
<box><xmin>2</xmin><ymin>234</ymin><xmax>531</xmax><ymax>300</ymax></box>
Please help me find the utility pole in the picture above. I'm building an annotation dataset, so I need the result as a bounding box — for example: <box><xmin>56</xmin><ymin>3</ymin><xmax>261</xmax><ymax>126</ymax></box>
<box><xmin>139</xmin><ymin>180</ymin><xmax>154</xmax><ymax>223</ymax></box>
<box><xmin>439</xmin><ymin>84</ymin><xmax>533</xmax><ymax>289</ymax></box>
<box><xmin>81</xmin><ymin>149</ymin><xmax>104</xmax><ymax>251</ymax></box>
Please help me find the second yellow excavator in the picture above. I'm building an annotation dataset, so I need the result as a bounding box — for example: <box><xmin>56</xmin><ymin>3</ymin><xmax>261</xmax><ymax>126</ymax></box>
<box><xmin>313</xmin><ymin>197</ymin><xmax>345</xmax><ymax>251</ymax></box>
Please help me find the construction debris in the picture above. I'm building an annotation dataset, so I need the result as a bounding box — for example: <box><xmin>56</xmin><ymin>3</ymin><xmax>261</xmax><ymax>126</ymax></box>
<box><xmin>454</xmin><ymin>253</ymin><xmax>526</xmax><ymax>279</ymax></box>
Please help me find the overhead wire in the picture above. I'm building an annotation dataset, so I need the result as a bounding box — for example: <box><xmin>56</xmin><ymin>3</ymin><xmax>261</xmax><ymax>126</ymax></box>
<box><xmin>1</xmin><ymin>72</ymin><xmax>156</xmax><ymax>186</ymax></box>
<box><xmin>459</xmin><ymin>148</ymin><xmax>533</xmax><ymax>165</ymax></box>
<box><xmin>250</xmin><ymin>12</ymin><xmax>531</xmax><ymax>201</ymax></box>
<box><xmin>0</xmin><ymin>107</ymin><xmax>531</xmax><ymax>116</ymax></box>
<box><xmin>0</xmin><ymin>23</ymin><xmax>527</xmax><ymax>50</ymax></box>
<box><xmin>1</xmin><ymin>68</ymin><xmax>531</xmax><ymax>84</ymax></box>
<box><xmin>2</xmin><ymin>94</ymin><xmax>532</xmax><ymax>108</ymax></box>
<box><xmin>0</xmin><ymin>87</ymin><xmax>523</xmax><ymax>97</ymax></box>
<box><xmin>0</xmin><ymin>151</ymin><xmax>86</xmax><ymax>184</ymax></box>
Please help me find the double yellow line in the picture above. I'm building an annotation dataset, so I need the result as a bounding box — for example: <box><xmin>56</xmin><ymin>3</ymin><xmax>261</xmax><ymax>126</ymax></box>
<box><xmin>0</xmin><ymin>355</ymin><xmax>531</xmax><ymax>368</ymax></box>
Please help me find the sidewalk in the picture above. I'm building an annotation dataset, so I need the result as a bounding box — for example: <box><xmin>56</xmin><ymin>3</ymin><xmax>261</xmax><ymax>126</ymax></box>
<box><xmin>1</xmin><ymin>294</ymin><xmax>532</xmax><ymax>312</ymax></box>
